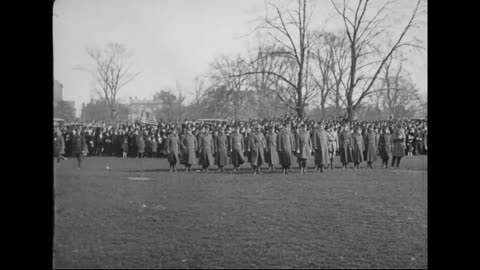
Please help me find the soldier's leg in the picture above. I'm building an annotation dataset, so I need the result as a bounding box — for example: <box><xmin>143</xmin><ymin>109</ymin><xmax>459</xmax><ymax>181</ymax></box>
<box><xmin>396</xmin><ymin>157</ymin><xmax>401</xmax><ymax>167</ymax></box>
<box><xmin>77</xmin><ymin>153</ymin><xmax>82</xmax><ymax>169</ymax></box>
<box><xmin>391</xmin><ymin>156</ymin><xmax>396</xmax><ymax>167</ymax></box>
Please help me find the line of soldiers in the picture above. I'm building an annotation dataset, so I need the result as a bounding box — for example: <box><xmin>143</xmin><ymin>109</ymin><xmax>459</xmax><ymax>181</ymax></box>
<box><xmin>159</xmin><ymin>121</ymin><xmax>412</xmax><ymax>174</ymax></box>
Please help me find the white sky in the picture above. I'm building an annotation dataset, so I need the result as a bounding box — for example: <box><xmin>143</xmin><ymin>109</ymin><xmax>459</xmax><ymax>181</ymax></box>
<box><xmin>53</xmin><ymin>0</ymin><xmax>427</xmax><ymax>117</ymax></box>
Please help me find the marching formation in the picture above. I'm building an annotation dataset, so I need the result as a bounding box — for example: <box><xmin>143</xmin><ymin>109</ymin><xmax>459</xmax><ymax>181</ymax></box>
<box><xmin>54</xmin><ymin>116</ymin><xmax>427</xmax><ymax>173</ymax></box>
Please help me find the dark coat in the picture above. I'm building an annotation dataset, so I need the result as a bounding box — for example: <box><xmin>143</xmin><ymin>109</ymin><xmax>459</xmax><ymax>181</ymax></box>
<box><xmin>229</xmin><ymin>132</ymin><xmax>245</xmax><ymax>166</ymax></box>
<box><xmin>71</xmin><ymin>133</ymin><xmax>87</xmax><ymax>155</ymax></box>
<box><xmin>264</xmin><ymin>131</ymin><xmax>279</xmax><ymax>165</ymax></box>
<box><xmin>378</xmin><ymin>133</ymin><xmax>393</xmax><ymax>160</ymax></box>
<box><xmin>180</xmin><ymin>133</ymin><xmax>197</xmax><ymax>165</ymax></box>
<box><xmin>214</xmin><ymin>132</ymin><xmax>229</xmax><ymax>166</ymax></box>
<box><xmin>312</xmin><ymin>128</ymin><xmax>329</xmax><ymax>166</ymax></box>
<box><xmin>198</xmin><ymin>132</ymin><xmax>215</xmax><ymax>166</ymax></box>
<box><xmin>248</xmin><ymin>131</ymin><xmax>266</xmax><ymax>166</ymax></box>
<box><xmin>166</xmin><ymin>134</ymin><xmax>180</xmax><ymax>164</ymax></box>
<box><xmin>339</xmin><ymin>130</ymin><xmax>353</xmax><ymax>164</ymax></box>
<box><xmin>352</xmin><ymin>133</ymin><xmax>364</xmax><ymax>163</ymax></box>
<box><xmin>277</xmin><ymin>130</ymin><xmax>295</xmax><ymax>166</ymax></box>
<box><xmin>364</xmin><ymin>131</ymin><xmax>378</xmax><ymax>162</ymax></box>
<box><xmin>392</xmin><ymin>128</ymin><xmax>406</xmax><ymax>157</ymax></box>
<box><xmin>295</xmin><ymin>130</ymin><xmax>312</xmax><ymax>160</ymax></box>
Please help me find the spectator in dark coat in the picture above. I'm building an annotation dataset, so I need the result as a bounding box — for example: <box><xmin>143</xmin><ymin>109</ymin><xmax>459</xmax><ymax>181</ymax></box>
<box><xmin>71</xmin><ymin>129</ymin><xmax>87</xmax><ymax>169</ymax></box>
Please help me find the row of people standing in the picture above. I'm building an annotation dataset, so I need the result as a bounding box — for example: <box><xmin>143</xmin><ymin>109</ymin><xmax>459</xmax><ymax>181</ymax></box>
<box><xmin>161</xmin><ymin>121</ymin><xmax>414</xmax><ymax>174</ymax></box>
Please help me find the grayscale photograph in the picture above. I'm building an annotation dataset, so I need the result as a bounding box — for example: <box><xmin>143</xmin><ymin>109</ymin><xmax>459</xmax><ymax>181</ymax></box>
<box><xmin>53</xmin><ymin>0</ymin><xmax>427</xmax><ymax>268</ymax></box>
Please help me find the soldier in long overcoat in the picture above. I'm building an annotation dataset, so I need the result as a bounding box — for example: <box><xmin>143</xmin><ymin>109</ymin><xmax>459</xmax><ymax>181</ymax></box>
<box><xmin>277</xmin><ymin>125</ymin><xmax>295</xmax><ymax>174</ymax></box>
<box><xmin>71</xmin><ymin>128</ymin><xmax>87</xmax><ymax>169</ymax></box>
<box><xmin>296</xmin><ymin>124</ymin><xmax>312</xmax><ymax>174</ymax></box>
<box><xmin>264</xmin><ymin>127</ymin><xmax>279</xmax><ymax>171</ymax></box>
<box><xmin>180</xmin><ymin>127</ymin><xmax>197</xmax><ymax>171</ymax></box>
<box><xmin>311</xmin><ymin>122</ymin><xmax>329</xmax><ymax>172</ymax></box>
<box><xmin>391</xmin><ymin>124</ymin><xmax>406</xmax><ymax>168</ymax></box>
<box><xmin>229</xmin><ymin>126</ymin><xmax>245</xmax><ymax>171</ymax></box>
<box><xmin>248</xmin><ymin>124</ymin><xmax>266</xmax><ymax>175</ymax></box>
<box><xmin>54</xmin><ymin>129</ymin><xmax>66</xmax><ymax>165</ymax></box>
<box><xmin>352</xmin><ymin>127</ymin><xmax>364</xmax><ymax>169</ymax></box>
<box><xmin>214</xmin><ymin>127</ymin><xmax>229</xmax><ymax>171</ymax></box>
<box><xmin>166</xmin><ymin>129</ymin><xmax>180</xmax><ymax>172</ymax></box>
<box><xmin>378</xmin><ymin>128</ymin><xmax>393</xmax><ymax>168</ymax></box>
<box><xmin>198</xmin><ymin>126</ymin><xmax>215</xmax><ymax>171</ymax></box>
<box><xmin>339</xmin><ymin>124</ymin><xmax>354</xmax><ymax>169</ymax></box>
<box><xmin>364</xmin><ymin>127</ymin><xmax>377</xmax><ymax>168</ymax></box>
<box><xmin>326</xmin><ymin>125</ymin><xmax>338</xmax><ymax>169</ymax></box>
<box><xmin>136</xmin><ymin>132</ymin><xmax>145</xmax><ymax>159</ymax></box>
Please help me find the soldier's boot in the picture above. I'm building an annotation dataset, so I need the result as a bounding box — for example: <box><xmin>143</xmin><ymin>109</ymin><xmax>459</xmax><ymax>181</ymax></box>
<box><xmin>236</xmin><ymin>166</ymin><xmax>240</xmax><ymax>172</ymax></box>
<box><xmin>252</xmin><ymin>166</ymin><xmax>257</xmax><ymax>175</ymax></box>
<box><xmin>173</xmin><ymin>164</ymin><xmax>177</xmax><ymax>172</ymax></box>
<box><xmin>320</xmin><ymin>166</ymin><xmax>324</xmax><ymax>173</ymax></box>
<box><xmin>391</xmin><ymin>157</ymin><xmax>396</xmax><ymax>167</ymax></box>
<box><xmin>396</xmin><ymin>157</ymin><xmax>401</xmax><ymax>167</ymax></box>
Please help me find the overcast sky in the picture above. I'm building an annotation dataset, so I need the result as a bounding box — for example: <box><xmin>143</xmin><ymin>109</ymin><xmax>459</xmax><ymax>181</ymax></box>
<box><xmin>53</xmin><ymin>0</ymin><xmax>427</xmax><ymax>117</ymax></box>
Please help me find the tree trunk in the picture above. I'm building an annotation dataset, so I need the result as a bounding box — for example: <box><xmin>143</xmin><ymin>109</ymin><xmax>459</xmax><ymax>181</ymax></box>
<box><xmin>346</xmin><ymin>106</ymin><xmax>355</xmax><ymax>122</ymax></box>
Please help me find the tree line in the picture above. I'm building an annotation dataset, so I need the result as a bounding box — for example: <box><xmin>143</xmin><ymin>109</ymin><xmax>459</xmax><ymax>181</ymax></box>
<box><xmin>77</xmin><ymin>0</ymin><xmax>426</xmax><ymax>122</ymax></box>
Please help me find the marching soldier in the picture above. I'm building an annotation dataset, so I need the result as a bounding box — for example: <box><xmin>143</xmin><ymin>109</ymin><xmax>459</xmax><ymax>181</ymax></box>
<box><xmin>339</xmin><ymin>124</ymin><xmax>353</xmax><ymax>169</ymax></box>
<box><xmin>311</xmin><ymin>122</ymin><xmax>329</xmax><ymax>173</ymax></box>
<box><xmin>326</xmin><ymin>125</ymin><xmax>338</xmax><ymax>169</ymax></box>
<box><xmin>198</xmin><ymin>126</ymin><xmax>215</xmax><ymax>172</ymax></box>
<box><xmin>364</xmin><ymin>127</ymin><xmax>377</xmax><ymax>169</ymax></box>
<box><xmin>180</xmin><ymin>127</ymin><xmax>197</xmax><ymax>171</ymax></box>
<box><xmin>229</xmin><ymin>126</ymin><xmax>245</xmax><ymax>171</ymax></box>
<box><xmin>378</xmin><ymin>127</ymin><xmax>393</xmax><ymax>168</ymax></box>
<box><xmin>264</xmin><ymin>126</ymin><xmax>279</xmax><ymax>171</ymax></box>
<box><xmin>296</xmin><ymin>123</ymin><xmax>312</xmax><ymax>174</ymax></box>
<box><xmin>166</xmin><ymin>128</ymin><xmax>180</xmax><ymax>172</ymax></box>
<box><xmin>248</xmin><ymin>124</ymin><xmax>266</xmax><ymax>175</ymax></box>
<box><xmin>352</xmin><ymin>126</ymin><xmax>364</xmax><ymax>169</ymax></box>
<box><xmin>391</xmin><ymin>124</ymin><xmax>406</xmax><ymax>168</ymax></box>
<box><xmin>214</xmin><ymin>126</ymin><xmax>229</xmax><ymax>171</ymax></box>
<box><xmin>277</xmin><ymin>124</ymin><xmax>295</xmax><ymax>174</ymax></box>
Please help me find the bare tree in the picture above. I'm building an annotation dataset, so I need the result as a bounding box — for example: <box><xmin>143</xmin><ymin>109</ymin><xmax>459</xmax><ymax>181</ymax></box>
<box><xmin>209</xmin><ymin>54</ymin><xmax>251</xmax><ymax>121</ymax></box>
<box><xmin>331</xmin><ymin>0</ymin><xmax>424</xmax><ymax>121</ymax></box>
<box><xmin>380</xmin><ymin>53</ymin><xmax>423</xmax><ymax>118</ymax></box>
<box><xmin>84</xmin><ymin>43</ymin><xmax>140</xmax><ymax>121</ymax></box>
<box><xmin>232</xmin><ymin>0</ymin><xmax>318</xmax><ymax>119</ymax></box>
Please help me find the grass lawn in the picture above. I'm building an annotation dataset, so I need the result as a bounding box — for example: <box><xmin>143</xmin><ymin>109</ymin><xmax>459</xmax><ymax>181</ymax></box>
<box><xmin>53</xmin><ymin>155</ymin><xmax>427</xmax><ymax>269</ymax></box>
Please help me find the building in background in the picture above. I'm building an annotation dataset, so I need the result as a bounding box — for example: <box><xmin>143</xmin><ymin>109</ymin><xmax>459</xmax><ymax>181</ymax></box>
<box><xmin>128</xmin><ymin>97</ymin><xmax>163</xmax><ymax>122</ymax></box>
<box><xmin>54</xmin><ymin>79</ymin><xmax>76</xmax><ymax>121</ymax></box>
<box><xmin>81</xmin><ymin>98</ymin><xmax>129</xmax><ymax>122</ymax></box>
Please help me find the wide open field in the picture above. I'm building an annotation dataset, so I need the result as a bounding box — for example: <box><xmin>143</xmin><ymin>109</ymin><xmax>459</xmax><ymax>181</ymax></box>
<box><xmin>53</xmin><ymin>155</ymin><xmax>427</xmax><ymax>269</ymax></box>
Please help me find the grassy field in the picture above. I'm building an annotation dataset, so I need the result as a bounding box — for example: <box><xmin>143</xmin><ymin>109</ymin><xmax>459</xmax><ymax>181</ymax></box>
<box><xmin>53</xmin><ymin>155</ymin><xmax>427</xmax><ymax>269</ymax></box>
